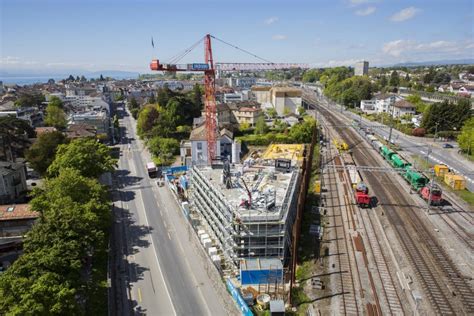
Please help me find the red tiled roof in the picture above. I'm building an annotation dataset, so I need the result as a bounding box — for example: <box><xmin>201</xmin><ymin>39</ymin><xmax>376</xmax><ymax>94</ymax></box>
<box><xmin>0</xmin><ymin>204</ymin><xmax>39</xmax><ymax>221</ymax></box>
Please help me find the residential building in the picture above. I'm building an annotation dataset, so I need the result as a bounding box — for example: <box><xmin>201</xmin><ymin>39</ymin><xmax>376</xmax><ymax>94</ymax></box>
<box><xmin>0</xmin><ymin>204</ymin><xmax>39</xmax><ymax>238</ymax></box>
<box><xmin>223</xmin><ymin>92</ymin><xmax>249</xmax><ymax>103</ymax></box>
<box><xmin>187</xmin><ymin>124</ymin><xmax>240</xmax><ymax>165</ymax></box>
<box><xmin>201</xmin><ymin>103</ymin><xmax>233</xmax><ymax>125</ymax></box>
<box><xmin>188</xmin><ymin>156</ymin><xmax>301</xmax><ymax>270</ymax></box>
<box><xmin>69</xmin><ymin>110</ymin><xmax>110</xmax><ymax>137</ymax></box>
<box><xmin>392</xmin><ymin>100</ymin><xmax>416</xmax><ymax>118</ymax></box>
<box><xmin>0</xmin><ymin>106</ymin><xmax>43</xmax><ymax>128</ymax></box>
<box><xmin>66</xmin><ymin>95</ymin><xmax>110</xmax><ymax>113</ymax></box>
<box><xmin>360</xmin><ymin>100</ymin><xmax>377</xmax><ymax>114</ymax></box>
<box><xmin>360</xmin><ymin>94</ymin><xmax>404</xmax><ymax>115</ymax></box>
<box><xmin>66</xmin><ymin>124</ymin><xmax>97</xmax><ymax>139</ymax></box>
<box><xmin>0</xmin><ymin>161</ymin><xmax>27</xmax><ymax>204</ymax></box>
<box><xmin>227</xmin><ymin>77</ymin><xmax>257</xmax><ymax>89</ymax></box>
<box><xmin>232</xmin><ymin>106</ymin><xmax>262</xmax><ymax>126</ymax></box>
<box><xmin>355</xmin><ymin>61</ymin><xmax>369</xmax><ymax>76</ymax></box>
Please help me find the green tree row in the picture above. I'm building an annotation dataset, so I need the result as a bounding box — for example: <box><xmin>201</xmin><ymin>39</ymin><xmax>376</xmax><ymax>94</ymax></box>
<box><xmin>0</xmin><ymin>139</ymin><xmax>116</xmax><ymax>314</ymax></box>
<box><xmin>135</xmin><ymin>84</ymin><xmax>203</xmax><ymax>165</ymax></box>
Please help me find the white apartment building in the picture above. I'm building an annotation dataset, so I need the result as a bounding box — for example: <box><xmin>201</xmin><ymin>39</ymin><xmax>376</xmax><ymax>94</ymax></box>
<box><xmin>360</xmin><ymin>94</ymin><xmax>404</xmax><ymax>115</ymax></box>
<box><xmin>251</xmin><ymin>86</ymin><xmax>302</xmax><ymax>115</ymax></box>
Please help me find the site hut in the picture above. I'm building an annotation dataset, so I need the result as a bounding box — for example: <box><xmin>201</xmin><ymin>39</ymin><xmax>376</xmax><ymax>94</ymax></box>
<box><xmin>188</xmin><ymin>145</ymin><xmax>304</xmax><ymax>277</ymax></box>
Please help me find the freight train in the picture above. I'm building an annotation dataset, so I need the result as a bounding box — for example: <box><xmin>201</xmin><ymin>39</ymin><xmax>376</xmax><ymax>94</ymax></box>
<box><xmin>354</xmin><ymin>122</ymin><xmax>443</xmax><ymax>205</ymax></box>
<box><xmin>340</xmin><ymin>152</ymin><xmax>373</xmax><ymax>208</ymax></box>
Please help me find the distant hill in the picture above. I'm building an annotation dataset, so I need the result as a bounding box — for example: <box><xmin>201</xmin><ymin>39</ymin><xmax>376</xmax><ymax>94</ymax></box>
<box><xmin>0</xmin><ymin>69</ymin><xmax>139</xmax><ymax>79</ymax></box>
<box><xmin>393</xmin><ymin>59</ymin><xmax>474</xmax><ymax>67</ymax></box>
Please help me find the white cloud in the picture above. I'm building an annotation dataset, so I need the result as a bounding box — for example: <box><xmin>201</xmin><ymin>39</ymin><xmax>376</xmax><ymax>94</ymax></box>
<box><xmin>355</xmin><ymin>6</ymin><xmax>376</xmax><ymax>16</ymax></box>
<box><xmin>264</xmin><ymin>16</ymin><xmax>279</xmax><ymax>25</ymax></box>
<box><xmin>272</xmin><ymin>34</ymin><xmax>287</xmax><ymax>41</ymax></box>
<box><xmin>390</xmin><ymin>7</ymin><xmax>420</xmax><ymax>22</ymax></box>
<box><xmin>382</xmin><ymin>39</ymin><xmax>467</xmax><ymax>57</ymax></box>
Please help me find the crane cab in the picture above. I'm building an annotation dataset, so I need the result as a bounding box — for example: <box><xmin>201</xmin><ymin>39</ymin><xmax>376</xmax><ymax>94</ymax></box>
<box><xmin>150</xmin><ymin>59</ymin><xmax>162</xmax><ymax>71</ymax></box>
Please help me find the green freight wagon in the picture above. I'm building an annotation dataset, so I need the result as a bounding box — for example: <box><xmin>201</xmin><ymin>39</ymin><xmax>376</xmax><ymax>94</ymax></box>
<box><xmin>380</xmin><ymin>146</ymin><xmax>395</xmax><ymax>161</ymax></box>
<box><xmin>390</xmin><ymin>154</ymin><xmax>411</xmax><ymax>169</ymax></box>
<box><xmin>403</xmin><ymin>167</ymin><xmax>429</xmax><ymax>190</ymax></box>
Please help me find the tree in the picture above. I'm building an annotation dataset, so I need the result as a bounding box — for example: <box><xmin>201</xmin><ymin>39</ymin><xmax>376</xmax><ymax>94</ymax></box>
<box><xmin>405</xmin><ymin>73</ymin><xmax>410</xmax><ymax>82</ymax></box>
<box><xmin>75</xmin><ymin>76</ymin><xmax>80</xmax><ymax>81</ymax></box>
<box><xmin>298</xmin><ymin>106</ymin><xmax>306</xmax><ymax>116</ymax></box>
<box><xmin>380</xmin><ymin>75</ymin><xmax>388</xmax><ymax>88</ymax></box>
<box><xmin>129</xmin><ymin>97</ymin><xmax>138</xmax><ymax>109</ymax></box>
<box><xmin>457</xmin><ymin>117</ymin><xmax>474</xmax><ymax>155</ymax></box>
<box><xmin>148</xmin><ymin>94</ymin><xmax>156</xmax><ymax>104</ymax></box>
<box><xmin>48</xmin><ymin>96</ymin><xmax>64</xmax><ymax>108</ymax></box>
<box><xmin>0</xmin><ymin>116</ymin><xmax>35</xmax><ymax>161</ymax></box>
<box><xmin>26</xmin><ymin>131</ymin><xmax>68</xmax><ymax>175</ymax></box>
<box><xmin>136</xmin><ymin>104</ymin><xmax>161</xmax><ymax>137</ymax></box>
<box><xmin>289</xmin><ymin>117</ymin><xmax>316</xmax><ymax>143</ymax></box>
<box><xmin>80</xmin><ymin>75</ymin><xmax>87</xmax><ymax>82</ymax></box>
<box><xmin>67</xmin><ymin>75</ymin><xmax>75</xmax><ymax>81</ymax></box>
<box><xmin>254</xmin><ymin>115</ymin><xmax>269</xmax><ymax>135</ymax></box>
<box><xmin>14</xmin><ymin>92</ymin><xmax>45</xmax><ymax>107</ymax></box>
<box><xmin>422</xmin><ymin>99</ymin><xmax>472</xmax><ymax>134</ymax></box>
<box><xmin>147</xmin><ymin>137</ymin><xmax>179</xmax><ymax>165</ymax></box>
<box><xmin>44</xmin><ymin>104</ymin><xmax>67</xmax><ymax>129</ymax></box>
<box><xmin>266</xmin><ymin>108</ymin><xmax>277</xmax><ymax>119</ymax></box>
<box><xmin>99</xmin><ymin>74</ymin><xmax>104</xmax><ymax>81</ymax></box>
<box><xmin>389</xmin><ymin>71</ymin><xmax>400</xmax><ymax>86</ymax></box>
<box><xmin>0</xmin><ymin>168</ymin><xmax>110</xmax><ymax>315</ymax></box>
<box><xmin>302</xmin><ymin>69</ymin><xmax>322</xmax><ymax>83</ymax></box>
<box><xmin>191</xmin><ymin>84</ymin><xmax>203</xmax><ymax>113</ymax></box>
<box><xmin>47</xmin><ymin>138</ymin><xmax>117</xmax><ymax>178</ymax></box>
<box><xmin>47</xmin><ymin>78</ymin><xmax>55</xmax><ymax>85</ymax></box>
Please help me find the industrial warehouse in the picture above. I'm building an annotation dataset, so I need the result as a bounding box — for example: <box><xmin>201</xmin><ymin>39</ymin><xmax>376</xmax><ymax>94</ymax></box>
<box><xmin>187</xmin><ymin>145</ymin><xmax>304</xmax><ymax>274</ymax></box>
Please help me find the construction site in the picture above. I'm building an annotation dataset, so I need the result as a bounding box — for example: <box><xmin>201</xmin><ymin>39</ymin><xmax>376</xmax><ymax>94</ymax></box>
<box><xmin>188</xmin><ymin>145</ymin><xmax>304</xmax><ymax>274</ymax></box>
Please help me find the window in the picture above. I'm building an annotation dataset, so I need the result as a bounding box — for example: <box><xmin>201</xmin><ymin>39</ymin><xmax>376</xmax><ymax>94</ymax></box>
<box><xmin>197</xmin><ymin>142</ymin><xmax>202</xmax><ymax>150</ymax></box>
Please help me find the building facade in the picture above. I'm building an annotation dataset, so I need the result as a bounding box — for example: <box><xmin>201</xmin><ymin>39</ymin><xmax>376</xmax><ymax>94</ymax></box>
<box><xmin>189</xmin><ymin>160</ymin><xmax>300</xmax><ymax>270</ymax></box>
<box><xmin>0</xmin><ymin>162</ymin><xmax>28</xmax><ymax>204</ymax></box>
<box><xmin>355</xmin><ymin>61</ymin><xmax>369</xmax><ymax>76</ymax></box>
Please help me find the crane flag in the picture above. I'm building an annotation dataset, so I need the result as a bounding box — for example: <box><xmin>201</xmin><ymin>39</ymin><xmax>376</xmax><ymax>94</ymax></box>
<box><xmin>151</xmin><ymin>37</ymin><xmax>155</xmax><ymax>48</ymax></box>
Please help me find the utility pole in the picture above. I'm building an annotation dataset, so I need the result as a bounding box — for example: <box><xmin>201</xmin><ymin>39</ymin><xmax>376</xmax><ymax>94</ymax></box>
<box><xmin>388</xmin><ymin>101</ymin><xmax>395</xmax><ymax>145</ymax></box>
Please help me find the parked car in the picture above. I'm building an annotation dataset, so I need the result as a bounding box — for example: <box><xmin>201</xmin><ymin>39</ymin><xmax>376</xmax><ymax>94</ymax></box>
<box><xmin>442</xmin><ymin>143</ymin><xmax>454</xmax><ymax>148</ymax></box>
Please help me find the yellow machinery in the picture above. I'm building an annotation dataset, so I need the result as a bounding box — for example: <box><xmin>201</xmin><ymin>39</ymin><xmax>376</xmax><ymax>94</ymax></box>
<box><xmin>333</xmin><ymin>138</ymin><xmax>349</xmax><ymax>151</ymax></box>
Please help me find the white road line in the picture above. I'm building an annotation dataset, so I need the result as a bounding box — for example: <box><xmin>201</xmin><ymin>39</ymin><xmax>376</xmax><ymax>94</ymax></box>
<box><xmin>128</xmin><ymin>153</ymin><xmax>177</xmax><ymax>316</ymax></box>
<box><xmin>154</xmin><ymin>191</ymin><xmax>213</xmax><ymax>316</ymax></box>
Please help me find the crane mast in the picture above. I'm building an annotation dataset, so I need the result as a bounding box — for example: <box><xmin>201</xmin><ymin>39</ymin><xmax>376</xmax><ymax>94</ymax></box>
<box><xmin>203</xmin><ymin>34</ymin><xmax>217</xmax><ymax>163</ymax></box>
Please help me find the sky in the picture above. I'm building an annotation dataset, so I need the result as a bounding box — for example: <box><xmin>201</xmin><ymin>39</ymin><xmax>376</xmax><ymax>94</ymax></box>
<box><xmin>1</xmin><ymin>0</ymin><xmax>473</xmax><ymax>75</ymax></box>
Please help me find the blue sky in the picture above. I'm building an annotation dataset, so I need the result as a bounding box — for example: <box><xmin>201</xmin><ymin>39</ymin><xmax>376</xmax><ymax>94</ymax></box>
<box><xmin>1</xmin><ymin>0</ymin><xmax>473</xmax><ymax>74</ymax></box>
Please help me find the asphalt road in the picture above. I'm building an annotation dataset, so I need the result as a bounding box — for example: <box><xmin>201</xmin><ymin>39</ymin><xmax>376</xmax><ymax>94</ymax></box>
<box><xmin>114</xmin><ymin>107</ymin><xmax>233</xmax><ymax>315</ymax></box>
<box><xmin>304</xmin><ymin>90</ymin><xmax>474</xmax><ymax>192</ymax></box>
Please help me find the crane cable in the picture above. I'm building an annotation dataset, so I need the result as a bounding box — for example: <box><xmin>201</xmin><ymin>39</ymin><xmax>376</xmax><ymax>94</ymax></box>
<box><xmin>167</xmin><ymin>36</ymin><xmax>205</xmax><ymax>65</ymax></box>
<box><xmin>210</xmin><ymin>35</ymin><xmax>274</xmax><ymax>64</ymax></box>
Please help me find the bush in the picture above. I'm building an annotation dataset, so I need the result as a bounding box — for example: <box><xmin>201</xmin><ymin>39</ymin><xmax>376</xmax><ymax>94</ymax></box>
<box><xmin>412</xmin><ymin>127</ymin><xmax>426</xmax><ymax>137</ymax></box>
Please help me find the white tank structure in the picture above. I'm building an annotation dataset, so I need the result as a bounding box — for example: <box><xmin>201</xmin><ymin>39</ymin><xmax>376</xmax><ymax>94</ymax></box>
<box><xmin>232</xmin><ymin>141</ymin><xmax>241</xmax><ymax>164</ymax></box>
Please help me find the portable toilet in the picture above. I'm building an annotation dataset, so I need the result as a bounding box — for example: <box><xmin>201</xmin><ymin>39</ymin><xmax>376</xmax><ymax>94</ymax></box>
<box><xmin>434</xmin><ymin>164</ymin><xmax>449</xmax><ymax>177</ymax></box>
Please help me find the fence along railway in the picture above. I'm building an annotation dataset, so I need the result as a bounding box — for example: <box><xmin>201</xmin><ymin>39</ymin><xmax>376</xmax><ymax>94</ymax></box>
<box><xmin>313</xmin><ymin>100</ymin><xmax>474</xmax><ymax>315</ymax></box>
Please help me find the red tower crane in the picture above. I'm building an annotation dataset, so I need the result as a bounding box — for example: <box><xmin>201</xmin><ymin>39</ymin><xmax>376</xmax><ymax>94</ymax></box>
<box><xmin>150</xmin><ymin>34</ymin><xmax>309</xmax><ymax>164</ymax></box>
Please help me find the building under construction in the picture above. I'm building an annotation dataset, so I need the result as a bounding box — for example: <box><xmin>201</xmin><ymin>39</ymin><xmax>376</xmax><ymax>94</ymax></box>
<box><xmin>188</xmin><ymin>151</ymin><xmax>302</xmax><ymax>272</ymax></box>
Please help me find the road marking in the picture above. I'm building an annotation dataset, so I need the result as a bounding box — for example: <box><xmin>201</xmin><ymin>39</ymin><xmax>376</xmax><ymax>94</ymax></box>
<box><xmin>128</xmin><ymin>149</ymin><xmax>177</xmax><ymax>316</ymax></box>
<box><xmin>137</xmin><ymin>287</ymin><xmax>142</xmax><ymax>303</ymax></box>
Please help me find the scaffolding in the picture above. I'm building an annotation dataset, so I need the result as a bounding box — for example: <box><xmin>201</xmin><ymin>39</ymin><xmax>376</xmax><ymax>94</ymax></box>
<box><xmin>188</xmin><ymin>163</ymin><xmax>300</xmax><ymax>273</ymax></box>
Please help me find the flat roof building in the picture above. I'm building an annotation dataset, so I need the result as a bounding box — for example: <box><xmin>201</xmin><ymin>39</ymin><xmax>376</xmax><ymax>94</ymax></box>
<box><xmin>189</xmin><ymin>155</ymin><xmax>301</xmax><ymax>271</ymax></box>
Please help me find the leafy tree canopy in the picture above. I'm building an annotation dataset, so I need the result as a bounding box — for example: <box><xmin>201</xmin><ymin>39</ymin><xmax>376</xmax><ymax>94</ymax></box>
<box><xmin>26</xmin><ymin>131</ymin><xmax>68</xmax><ymax>175</ymax></box>
<box><xmin>47</xmin><ymin>138</ymin><xmax>117</xmax><ymax>178</ymax></box>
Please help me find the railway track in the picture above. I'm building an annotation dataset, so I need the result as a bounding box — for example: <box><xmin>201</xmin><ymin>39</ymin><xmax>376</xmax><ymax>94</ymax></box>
<box><xmin>358</xmin><ymin>206</ymin><xmax>405</xmax><ymax>315</ymax></box>
<box><xmin>316</xmin><ymin>104</ymin><xmax>474</xmax><ymax>315</ymax></box>
<box><xmin>322</xmin><ymin>124</ymin><xmax>360</xmax><ymax>315</ymax></box>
